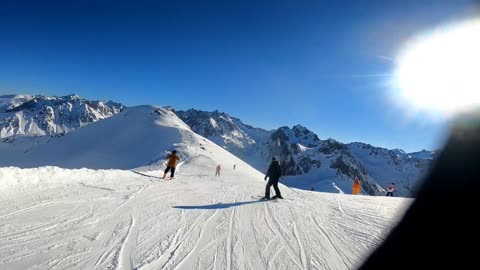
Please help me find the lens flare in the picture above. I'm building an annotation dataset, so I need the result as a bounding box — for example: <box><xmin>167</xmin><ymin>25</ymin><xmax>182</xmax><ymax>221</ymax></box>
<box><xmin>393</xmin><ymin>19</ymin><xmax>480</xmax><ymax>117</ymax></box>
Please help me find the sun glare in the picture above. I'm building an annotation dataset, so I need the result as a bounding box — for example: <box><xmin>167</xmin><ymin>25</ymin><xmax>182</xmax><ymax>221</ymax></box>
<box><xmin>393</xmin><ymin>19</ymin><xmax>480</xmax><ymax>117</ymax></box>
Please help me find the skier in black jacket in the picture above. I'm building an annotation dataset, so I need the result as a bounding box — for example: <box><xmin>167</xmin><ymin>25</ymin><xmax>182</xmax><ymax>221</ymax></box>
<box><xmin>264</xmin><ymin>157</ymin><xmax>283</xmax><ymax>200</ymax></box>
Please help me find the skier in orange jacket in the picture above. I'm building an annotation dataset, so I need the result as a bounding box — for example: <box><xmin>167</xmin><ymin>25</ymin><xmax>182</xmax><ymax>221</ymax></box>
<box><xmin>352</xmin><ymin>179</ymin><xmax>361</xmax><ymax>195</ymax></box>
<box><xmin>163</xmin><ymin>150</ymin><xmax>180</xmax><ymax>179</ymax></box>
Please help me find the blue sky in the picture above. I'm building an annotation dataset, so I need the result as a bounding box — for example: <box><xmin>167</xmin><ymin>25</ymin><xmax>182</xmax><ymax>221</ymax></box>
<box><xmin>0</xmin><ymin>0</ymin><xmax>477</xmax><ymax>152</ymax></box>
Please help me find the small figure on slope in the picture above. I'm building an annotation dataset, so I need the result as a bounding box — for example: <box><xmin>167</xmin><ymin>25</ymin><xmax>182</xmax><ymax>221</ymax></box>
<box><xmin>215</xmin><ymin>164</ymin><xmax>221</xmax><ymax>176</ymax></box>
<box><xmin>386</xmin><ymin>182</ymin><xmax>396</xmax><ymax>197</ymax></box>
<box><xmin>163</xmin><ymin>150</ymin><xmax>180</xmax><ymax>180</ymax></box>
<box><xmin>352</xmin><ymin>179</ymin><xmax>361</xmax><ymax>195</ymax></box>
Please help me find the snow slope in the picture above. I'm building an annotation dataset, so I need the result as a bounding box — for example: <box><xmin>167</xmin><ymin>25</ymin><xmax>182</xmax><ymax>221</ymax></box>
<box><xmin>0</xmin><ymin>96</ymin><xmax>432</xmax><ymax>197</ymax></box>
<box><xmin>0</xmin><ymin>99</ymin><xmax>430</xmax><ymax>196</ymax></box>
<box><xmin>0</xmin><ymin>105</ymin><xmax>410</xmax><ymax>269</ymax></box>
<box><xmin>0</xmin><ymin>161</ymin><xmax>409</xmax><ymax>270</ymax></box>
<box><xmin>0</xmin><ymin>106</ymin><xmax>249</xmax><ymax>170</ymax></box>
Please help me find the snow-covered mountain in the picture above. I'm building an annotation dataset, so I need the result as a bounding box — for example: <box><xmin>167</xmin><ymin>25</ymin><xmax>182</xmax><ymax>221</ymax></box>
<box><xmin>0</xmin><ymin>105</ymin><xmax>256</xmax><ymax>173</ymax></box>
<box><xmin>0</xmin><ymin>94</ymin><xmax>124</xmax><ymax>138</ymax></box>
<box><xmin>0</xmin><ymin>98</ymin><xmax>413</xmax><ymax>269</ymax></box>
<box><xmin>0</xmin><ymin>94</ymin><xmax>433</xmax><ymax>197</ymax></box>
<box><xmin>176</xmin><ymin>109</ymin><xmax>433</xmax><ymax>197</ymax></box>
<box><xmin>346</xmin><ymin>142</ymin><xmax>431</xmax><ymax>196</ymax></box>
<box><xmin>175</xmin><ymin>109</ymin><xmax>271</xmax><ymax>166</ymax></box>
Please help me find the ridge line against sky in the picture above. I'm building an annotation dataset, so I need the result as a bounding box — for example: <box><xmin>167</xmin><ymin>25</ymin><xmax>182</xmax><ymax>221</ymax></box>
<box><xmin>1</xmin><ymin>0</ymin><xmax>478</xmax><ymax>152</ymax></box>
<box><xmin>0</xmin><ymin>91</ymin><xmax>441</xmax><ymax>152</ymax></box>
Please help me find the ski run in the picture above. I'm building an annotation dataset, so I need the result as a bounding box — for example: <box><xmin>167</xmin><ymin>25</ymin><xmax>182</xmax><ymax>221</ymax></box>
<box><xmin>0</xmin><ymin>162</ymin><xmax>409</xmax><ymax>270</ymax></box>
<box><xmin>0</xmin><ymin>106</ymin><xmax>411</xmax><ymax>269</ymax></box>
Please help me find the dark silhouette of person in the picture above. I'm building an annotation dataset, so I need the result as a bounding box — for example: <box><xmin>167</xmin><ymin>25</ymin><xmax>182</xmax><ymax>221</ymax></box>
<box><xmin>264</xmin><ymin>157</ymin><xmax>283</xmax><ymax>200</ymax></box>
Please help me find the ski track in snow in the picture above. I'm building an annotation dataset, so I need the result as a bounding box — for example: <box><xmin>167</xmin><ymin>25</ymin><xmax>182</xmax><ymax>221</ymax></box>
<box><xmin>0</xmin><ymin>158</ymin><xmax>409</xmax><ymax>270</ymax></box>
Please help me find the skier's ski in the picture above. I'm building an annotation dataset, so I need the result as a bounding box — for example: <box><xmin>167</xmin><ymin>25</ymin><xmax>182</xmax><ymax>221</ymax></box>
<box><xmin>253</xmin><ymin>195</ymin><xmax>290</xmax><ymax>201</ymax></box>
<box><xmin>251</xmin><ymin>195</ymin><xmax>279</xmax><ymax>202</ymax></box>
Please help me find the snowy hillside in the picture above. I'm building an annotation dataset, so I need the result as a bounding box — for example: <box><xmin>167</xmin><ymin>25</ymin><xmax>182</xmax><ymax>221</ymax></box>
<box><xmin>0</xmin><ymin>100</ymin><xmax>411</xmax><ymax>269</ymax></box>
<box><xmin>0</xmin><ymin>161</ymin><xmax>409</xmax><ymax>269</ymax></box>
<box><xmin>176</xmin><ymin>109</ymin><xmax>432</xmax><ymax>197</ymax></box>
<box><xmin>0</xmin><ymin>96</ymin><xmax>432</xmax><ymax>197</ymax></box>
<box><xmin>0</xmin><ymin>106</ymin><xmax>252</xmax><ymax>172</ymax></box>
<box><xmin>0</xmin><ymin>106</ymin><xmax>411</xmax><ymax>270</ymax></box>
<box><xmin>0</xmin><ymin>94</ymin><xmax>123</xmax><ymax>138</ymax></box>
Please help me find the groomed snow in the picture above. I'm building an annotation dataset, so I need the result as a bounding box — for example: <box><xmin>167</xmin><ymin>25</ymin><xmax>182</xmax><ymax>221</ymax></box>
<box><xmin>0</xmin><ymin>159</ymin><xmax>409</xmax><ymax>270</ymax></box>
<box><xmin>0</xmin><ymin>105</ymin><xmax>411</xmax><ymax>269</ymax></box>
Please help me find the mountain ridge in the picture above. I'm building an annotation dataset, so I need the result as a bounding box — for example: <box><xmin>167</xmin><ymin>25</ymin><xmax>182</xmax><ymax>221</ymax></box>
<box><xmin>176</xmin><ymin>108</ymin><xmax>434</xmax><ymax>197</ymax></box>
<box><xmin>0</xmin><ymin>94</ymin><xmax>434</xmax><ymax>196</ymax></box>
<box><xmin>0</xmin><ymin>94</ymin><xmax>124</xmax><ymax>138</ymax></box>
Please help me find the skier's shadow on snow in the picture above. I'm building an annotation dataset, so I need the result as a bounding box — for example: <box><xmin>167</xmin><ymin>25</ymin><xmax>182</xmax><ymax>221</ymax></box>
<box><xmin>130</xmin><ymin>170</ymin><xmax>163</xmax><ymax>180</ymax></box>
<box><xmin>173</xmin><ymin>200</ymin><xmax>264</xmax><ymax>210</ymax></box>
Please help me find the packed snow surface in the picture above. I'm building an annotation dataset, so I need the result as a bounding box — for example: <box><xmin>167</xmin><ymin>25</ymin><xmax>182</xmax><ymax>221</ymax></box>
<box><xmin>0</xmin><ymin>105</ymin><xmax>410</xmax><ymax>269</ymax></box>
<box><xmin>0</xmin><ymin>161</ymin><xmax>409</xmax><ymax>270</ymax></box>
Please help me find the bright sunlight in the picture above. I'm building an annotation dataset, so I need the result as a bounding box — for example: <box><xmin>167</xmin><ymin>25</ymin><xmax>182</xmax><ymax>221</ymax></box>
<box><xmin>393</xmin><ymin>19</ymin><xmax>480</xmax><ymax>117</ymax></box>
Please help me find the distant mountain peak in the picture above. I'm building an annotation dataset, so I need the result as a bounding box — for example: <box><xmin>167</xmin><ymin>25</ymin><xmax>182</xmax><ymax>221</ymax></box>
<box><xmin>0</xmin><ymin>94</ymin><xmax>124</xmax><ymax>138</ymax></box>
<box><xmin>292</xmin><ymin>124</ymin><xmax>307</xmax><ymax>130</ymax></box>
<box><xmin>64</xmin><ymin>94</ymin><xmax>81</xmax><ymax>101</ymax></box>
